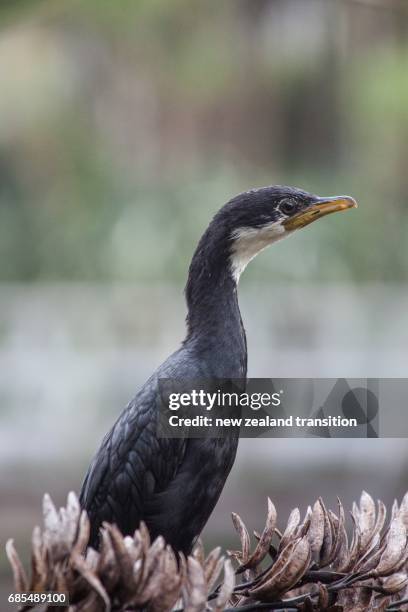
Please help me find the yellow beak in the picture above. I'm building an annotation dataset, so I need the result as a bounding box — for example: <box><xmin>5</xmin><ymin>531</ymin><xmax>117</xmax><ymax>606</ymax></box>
<box><xmin>283</xmin><ymin>196</ymin><xmax>358</xmax><ymax>231</ymax></box>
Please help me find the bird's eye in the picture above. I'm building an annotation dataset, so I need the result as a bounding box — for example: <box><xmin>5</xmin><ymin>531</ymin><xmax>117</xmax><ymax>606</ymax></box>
<box><xmin>280</xmin><ymin>199</ymin><xmax>297</xmax><ymax>215</ymax></box>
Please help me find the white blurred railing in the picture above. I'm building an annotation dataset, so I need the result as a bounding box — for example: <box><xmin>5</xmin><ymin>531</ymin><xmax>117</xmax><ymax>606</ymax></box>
<box><xmin>1</xmin><ymin>283</ymin><xmax>407</xmax><ymax>465</ymax></box>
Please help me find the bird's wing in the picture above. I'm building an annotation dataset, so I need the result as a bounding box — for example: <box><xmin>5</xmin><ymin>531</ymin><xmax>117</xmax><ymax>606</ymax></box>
<box><xmin>79</xmin><ymin>373</ymin><xmax>187</xmax><ymax>546</ymax></box>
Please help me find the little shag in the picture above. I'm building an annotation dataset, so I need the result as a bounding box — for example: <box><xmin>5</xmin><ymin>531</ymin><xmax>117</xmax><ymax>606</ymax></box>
<box><xmin>79</xmin><ymin>185</ymin><xmax>356</xmax><ymax>554</ymax></box>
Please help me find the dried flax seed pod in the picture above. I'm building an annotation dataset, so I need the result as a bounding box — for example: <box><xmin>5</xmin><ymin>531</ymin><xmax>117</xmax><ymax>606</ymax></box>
<box><xmin>279</xmin><ymin>507</ymin><xmax>300</xmax><ymax>551</ymax></box>
<box><xmin>230</xmin><ymin>512</ymin><xmax>250</xmax><ymax>564</ymax></box>
<box><xmin>214</xmin><ymin>560</ymin><xmax>235</xmax><ymax>612</ymax></box>
<box><xmin>70</xmin><ymin>550</ymin><xmax>111</xmax><ymax>611</ymax></box>
<box><xmin>102</xmin><ymin>523</ymin><xmax>135</xmax><ymax>591</ymax></box>
<box><xmin>237</xmin><ymin>498</ymin><xmax>277</xmax><ymax>572</ymax></box>
<box><xmin>192</xmin><ymin>538</ymin><xmax>205</xmax><ymax>566</ymax></box>
<box><xmin>30</xmin><ymin>526</ymin><xmax>48</xmax><ymax>592</ymax></box>
<box><xmin>376</xmin><ymin>514</ymin><xmax>407</xmax><ymax>576</ymax></box>
<box><xmin>5</xmin><ymin>539</ymin><xmax>28</xmax><ymax>593</ymax></box>
<box><xmin>203</xmin><ymin>547</ymin><xmax>224</xmax><ymax>591</ymax></box>
<box><xmin>398</xmin><ymin>492</ymin><xmax>408</xmax><ymax>528</ymax></box>
<box><xmin>297</xmin><ymin>505</ymin><xmax>313</xmax><ymax>538</ymax></box>
<box><xmin>319</xmin><ymin>500</ymin><xmax>335</xmax><ymax>566</ymax></box>
<box><xmin>248</xmin><ymin>536</ymin><xmax>311</xmax><ymax>600</ymax></box>
<box><xmin>308</xmin><ymin>499</ymin><xmax>325</xmax><ymax>563</ymax></box>
<box><xmin>182</xmin><ymin>557</ymin><xmax>207</xmax><ymax>612</ymax></box>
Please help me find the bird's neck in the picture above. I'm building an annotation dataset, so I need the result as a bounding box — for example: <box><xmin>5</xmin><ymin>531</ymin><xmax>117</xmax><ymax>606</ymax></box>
<box><xmin>184</xmin><ymin>229</ymin><xmax>247</xmax><ymax>378</ymax></box>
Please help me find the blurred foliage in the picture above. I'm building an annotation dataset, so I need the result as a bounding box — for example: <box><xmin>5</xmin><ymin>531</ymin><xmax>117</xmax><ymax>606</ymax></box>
<box><xmin>0</xmin><ymin>0</ymin><xmax>407</xmax><ymax>283</ymax></box>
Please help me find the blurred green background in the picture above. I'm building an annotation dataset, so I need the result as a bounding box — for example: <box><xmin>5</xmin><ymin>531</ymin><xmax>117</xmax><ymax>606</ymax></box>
<box><xmin>1</xmin><ymin>0</ymin><xmax>408</xmax><ymax>283</ymax></box>
<box><xmin>1</xmin><ymin>0</ymin><xmax>408</xmax><ymax>604</ymax></box>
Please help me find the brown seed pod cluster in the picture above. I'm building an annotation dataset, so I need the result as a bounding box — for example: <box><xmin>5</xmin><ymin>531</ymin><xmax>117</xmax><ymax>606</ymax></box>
<box><xmin>6</xmin><ymin>491</ymin><xmax>408</xmax><ymax>611</ymax></box>
<box><xmin>6</xmin><ymin>492</ymin><xmax>234</xmax><ymax>612</ymax></box>
<box><xmin>228</xmin><ymin>492</ymin><xmax>408</xmax><ymax>611</ymax></box>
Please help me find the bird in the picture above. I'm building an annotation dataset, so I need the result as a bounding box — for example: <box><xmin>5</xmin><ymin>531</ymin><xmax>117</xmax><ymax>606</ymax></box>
<box><xmin>79</xmin><ymin>185</ymin><xmax>357</xmax><ymax>555</ymax></box>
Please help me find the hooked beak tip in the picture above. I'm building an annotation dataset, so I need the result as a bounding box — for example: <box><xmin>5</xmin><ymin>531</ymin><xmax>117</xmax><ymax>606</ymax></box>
<box><xmin>283</xmin><ymin>195</ymin><xmax>358</xmax><ymax>231</ymax></box>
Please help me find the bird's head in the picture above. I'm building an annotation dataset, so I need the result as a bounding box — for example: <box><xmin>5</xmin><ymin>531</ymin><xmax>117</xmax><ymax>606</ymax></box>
<box><xmin>219</xmin><ymin>185</ymin><xmax>357</xmax><ymax>282</ymax></box>
<box><xmin>185</xmin><ymin>184</ymin><xmax>357</xmax><ymax>328</ymax></box>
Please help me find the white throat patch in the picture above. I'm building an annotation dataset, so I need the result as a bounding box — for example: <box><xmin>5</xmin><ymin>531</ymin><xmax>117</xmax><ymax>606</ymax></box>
<box><xmin>230</xmin><ymin>220</ymin><xmax>288</xmax><ymax>283</ymax></box>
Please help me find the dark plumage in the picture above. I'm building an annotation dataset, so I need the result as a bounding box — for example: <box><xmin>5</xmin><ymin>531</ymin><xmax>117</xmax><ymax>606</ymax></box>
<box><xmin>79</xmin><ymin>185</ymin><xmax>356</xmax><ymax>554</ymax></box>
